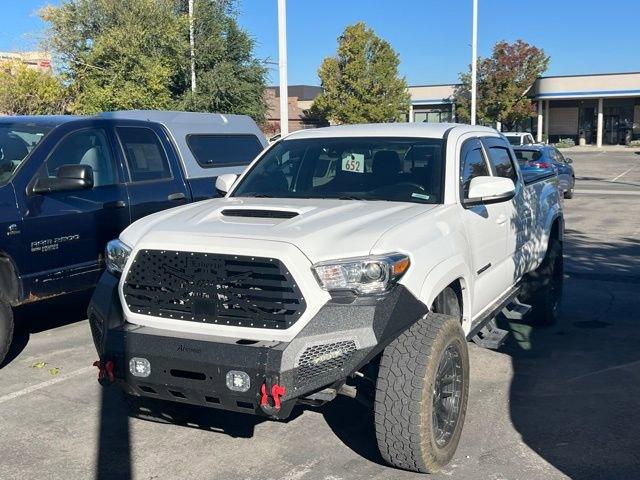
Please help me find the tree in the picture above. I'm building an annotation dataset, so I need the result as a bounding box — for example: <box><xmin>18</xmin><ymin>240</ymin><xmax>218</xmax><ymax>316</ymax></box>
<box><xmin>454</xmin><ymin>40</ymin><xmax>549</xmax><ymax>129</ymax></box>
<box><xmin>40</xmin><ymin>0</ymin><xmax>267</xmax><ymax>121</ymax></box>
<box><xmin>0</xmin><ymin>61</ymin><xmax>68</xmax><ymax>115</ymax></box>
<box><xmin>41</xmin><ymin>0</ymin><xmax>187</xmax><ymax>113</ymax></box>
<box><xmin>178</xmin><ymin>0</ymin><xmax>268</xmax><ymax>122</ymax></box>
<box><xmin>312</xmin><ymin>22</ymin><xmax>410</xmax><ymax>124</ymax></box>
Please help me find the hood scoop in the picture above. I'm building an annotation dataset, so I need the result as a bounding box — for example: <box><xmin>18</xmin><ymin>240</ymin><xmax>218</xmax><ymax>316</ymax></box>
<box><xmin>221</xmin><ymin>209</ymin><xmax>299</xmax><ymax>219</ymax></box>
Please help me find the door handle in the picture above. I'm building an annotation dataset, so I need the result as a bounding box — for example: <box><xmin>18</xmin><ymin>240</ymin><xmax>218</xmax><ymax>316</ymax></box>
<box><xmin>104</xmin><ymin>200</ymin><xmax>127</xmax><ymax>209</ymax></box>
<box><xmin>167</xmin><ymin>192</ymin><xmax>187</xmax><ymax>201</ymax></box>
<box><xmin>496</xmin><ymin>214</ymin><xmax>508</xmax><ymax>225</ymax></box>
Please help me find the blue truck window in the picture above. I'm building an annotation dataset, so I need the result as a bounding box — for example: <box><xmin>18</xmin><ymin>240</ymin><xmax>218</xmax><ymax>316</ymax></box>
<box><xmin>43</xmin><ymin>128</ymin><xmax>117</xmax><ymax>187</ymax></box>
<box><xmin>117</xmin><ymin>127</ymin><xmax>172</xmax><ymax>182</ymax></box>
<box><xmin>186</xmin><ymin>134</ymin><xmax>262</xmax><ymax>168</ymax></box>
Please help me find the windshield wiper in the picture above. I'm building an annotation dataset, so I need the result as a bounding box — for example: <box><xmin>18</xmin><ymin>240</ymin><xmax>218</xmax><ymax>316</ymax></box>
<box><xmin>334</xmin><ymin>195</ymin><xmax>366</xmax><ymax>201</ymax></box>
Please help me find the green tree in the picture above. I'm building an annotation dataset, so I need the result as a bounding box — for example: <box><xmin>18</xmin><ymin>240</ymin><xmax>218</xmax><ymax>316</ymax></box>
<box><xmin>0</xmin><ymin>61</ymin><xmax>68</xmax><ymax>115</ymax></box>
<box><xmin>312</xmin><ymin>22</ymin><xmax>410</xmax><ymax>124</ymax></box>
<box><xmin>41</xmin><ymin>0</ymin><xmax>187</xmax><ymax>113</ymax></box>
<box><xmin>40</xmin><ymin>0</ymin><xmax>267</xmax><ymax>121</ymax></box>
<box><xmin>454</xmin><ymin>40</ymin><xmax>549</xmax><ymax>129</ymax></box>
<box><xmin>178</xmin><ymin>0</ymin><xmax>268</xmax><ymax>122</ymax></box>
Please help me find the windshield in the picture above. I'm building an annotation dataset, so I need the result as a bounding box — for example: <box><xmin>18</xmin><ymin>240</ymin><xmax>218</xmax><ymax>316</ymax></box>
<box><xmin>0</xmin><ymin>123</ymin><xmax>51</xmax><ymax>184</ymax></box>
<box><xmin>231</xmin><ymin>137</ymin><xmax>444</xmax><ymax>204</ymax></box>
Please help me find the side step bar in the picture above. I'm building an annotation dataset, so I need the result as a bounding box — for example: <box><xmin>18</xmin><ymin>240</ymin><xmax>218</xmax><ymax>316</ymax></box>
<box><xmin>472</xmin><ymin>318</ymin><xmax>509</xmax><ymax>350</ymax></box>
<box><xmin>501</xmin><ymin>298</ymin><xmax>532</xmax><ymax>321</ymax></box>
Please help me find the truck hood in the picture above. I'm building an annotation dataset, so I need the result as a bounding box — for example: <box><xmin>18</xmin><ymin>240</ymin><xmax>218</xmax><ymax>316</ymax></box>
<box><xmin>120</xmin><ymin>197</ymin><xmax>439</xmax><ymax>263</ymax></box>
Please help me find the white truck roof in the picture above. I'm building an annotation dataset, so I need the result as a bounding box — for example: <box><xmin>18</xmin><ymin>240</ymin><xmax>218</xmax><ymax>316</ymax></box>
<box><xmin>285</xmin><ymin>122</ymin><xmax>497</xmax><ymax>140</ymax></box>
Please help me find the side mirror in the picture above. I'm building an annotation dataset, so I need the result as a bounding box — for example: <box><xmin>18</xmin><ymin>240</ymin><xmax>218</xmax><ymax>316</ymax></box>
<box><xmin>565</xmin><ymin>157</ymin><xmax>573</xmax><ymax>164</ymax></box>
<box><xmin>464</xmin><ymin>176</ymin><xmax>516</xmax><ymax>206</ymax></box>
<box><xmin>32</xmin><ymin>164</ymin><xmax>94</xmax><ymax>194</ymax></box>
<box><xmin>215</xmin><ymin>173</ymin><xmax>238</xmax><ymax>196</ymax></box>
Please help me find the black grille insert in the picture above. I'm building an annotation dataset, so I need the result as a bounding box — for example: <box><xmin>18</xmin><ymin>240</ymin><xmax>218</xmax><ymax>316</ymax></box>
<box><xmin>221</xmin><ymin>209</ymin><xmax>298</xmax><ymax>219</ymax></box>
<box><xmin>123</xmin><ymin>250</ymin><xmax>306</xmax><ymax>329</ymax></box>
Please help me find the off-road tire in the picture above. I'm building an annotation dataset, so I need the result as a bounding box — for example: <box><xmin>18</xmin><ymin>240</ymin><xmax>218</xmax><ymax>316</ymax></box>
<box><xmin>374</xmin><ymin>313</ymin><xmax>469</xmax><ymax>473</ymax></box>
<box><xmin>521</xmin><ymin>238</ymin><xmax>563</xmax><ymax>326</ymax></box>
<box><xmin>0</xmin><ymin>300</ymin><xmax>14</xmax><ymax>365</ymax></box>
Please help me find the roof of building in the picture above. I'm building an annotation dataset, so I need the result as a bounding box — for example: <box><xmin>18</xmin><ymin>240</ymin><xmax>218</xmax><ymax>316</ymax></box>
<box><xmin>284</xmin><ymin>122</ymin><xmax>496</xmax><ymax>140</ymax></box>
<box><xmin>267</xmin><ymin>85</ymin><xmax>323</xmax><ymax>101</ymax></box>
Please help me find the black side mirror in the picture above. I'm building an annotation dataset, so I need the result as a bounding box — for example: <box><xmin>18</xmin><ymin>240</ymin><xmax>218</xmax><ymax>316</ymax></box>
<box><xmin>565</xmin><ymin>158</ymin><xmax>573</xmax><ymax>164</ymax></box>
<box><xmin>32</xmin><ymin>164</ymin><xmax>94</xmax><ymax>194</ymax></box>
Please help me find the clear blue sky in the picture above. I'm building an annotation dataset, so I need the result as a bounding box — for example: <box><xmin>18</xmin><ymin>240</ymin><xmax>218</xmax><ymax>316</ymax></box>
<box><xmin>2</xmin><ymin>0</ymin><xmax>639</xmax><ymax>86</ymax></box>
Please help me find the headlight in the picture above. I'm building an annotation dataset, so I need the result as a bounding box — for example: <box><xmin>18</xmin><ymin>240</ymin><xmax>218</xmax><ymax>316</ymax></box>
<box><xmin>105</xmin><ymin>239</ymin><xmax>132</xmax><ymax>276</ymax></box>
<box><xmin>312</xmin><ymin>253</ymin><xmax>410</xmax><ymax>295</ymax></box>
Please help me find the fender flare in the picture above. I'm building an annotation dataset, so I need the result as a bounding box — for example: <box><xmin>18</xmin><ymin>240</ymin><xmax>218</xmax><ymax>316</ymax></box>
<box><xmin>418</xmin><ymin>254</ymin><xmax>472</xmax><ymax>326</ymax></box>
<box><xmin>0</xmin><ymin>253</ymin><xmax>22</xmax><ymax>306</ymax></box>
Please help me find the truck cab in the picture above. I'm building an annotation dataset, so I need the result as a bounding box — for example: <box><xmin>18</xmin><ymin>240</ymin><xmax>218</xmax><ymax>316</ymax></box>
<box><xmin>0</xmin><ymin>112</ymin><xmax>266</xmax><ymax>364</ymax></box>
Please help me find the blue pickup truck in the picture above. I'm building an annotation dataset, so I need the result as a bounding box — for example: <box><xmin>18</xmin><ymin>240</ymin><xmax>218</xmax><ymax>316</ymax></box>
<box><xmin>0</xmin><ymin>111</ymin><xmax>266</xmax><ymax>363</ymax></box>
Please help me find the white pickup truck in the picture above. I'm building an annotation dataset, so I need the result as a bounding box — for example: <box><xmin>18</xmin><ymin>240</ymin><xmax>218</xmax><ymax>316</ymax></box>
<box><xmin>89</xmin><ymin>123</ymin><xmax>563</xmax><ymax>473</ymax></box>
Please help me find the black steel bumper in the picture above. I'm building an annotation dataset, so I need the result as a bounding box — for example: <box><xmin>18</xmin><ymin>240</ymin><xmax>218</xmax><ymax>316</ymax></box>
<box><xmin>89</xmin><ymin>272</ymin><xmax>428</xmax><ymax>419</ymax></box>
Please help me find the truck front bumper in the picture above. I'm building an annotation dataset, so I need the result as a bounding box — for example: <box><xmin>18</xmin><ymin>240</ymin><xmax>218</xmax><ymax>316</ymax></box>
<box><xmin>89</xmin><ymin>272</ymin><xmax>428</xmax><ymax>419</ymax></box>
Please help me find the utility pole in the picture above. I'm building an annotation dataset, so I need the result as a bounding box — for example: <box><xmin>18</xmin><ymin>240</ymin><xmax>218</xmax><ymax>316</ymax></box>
<box><xmin>470</xmin><ymin>0</ymin><xmax>478</xmax><ymax>125</ymax></box>
<box><xmin>189</xmin><ymin>0</ymin><xmax>196</xmax><ymax>92</ymax></box>
<box><xmin>277</xmin><ymin>0</ymin><xmax>289</xmax><ymax>136</ymax></box>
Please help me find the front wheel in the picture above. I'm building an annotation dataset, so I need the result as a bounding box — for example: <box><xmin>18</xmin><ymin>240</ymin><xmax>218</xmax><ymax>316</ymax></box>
<box><xmin>374</xmin><ymin>313</ymin><xmax>469</xmax><ymax>473</ymax></box>
<box><xmin>0</xmin><ymin>300</ymin><xmax>14</xmax><ymax>365</ymax></box>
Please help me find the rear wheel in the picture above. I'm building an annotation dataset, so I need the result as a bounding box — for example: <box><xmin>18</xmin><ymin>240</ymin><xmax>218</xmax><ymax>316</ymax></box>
<box><xmin>521</xmin><ymin>238</ymin><xmax>563</xmax><ymax>326</ymax></box>
<box><xmin>374</xmin><ymin>313</ymin><xmax>469</xmax><ymax>473</ymax></box>
<box><xmin>0</xmin><ymin>300</ymin><xmax>14</xmax><ymax>365</ymax></box>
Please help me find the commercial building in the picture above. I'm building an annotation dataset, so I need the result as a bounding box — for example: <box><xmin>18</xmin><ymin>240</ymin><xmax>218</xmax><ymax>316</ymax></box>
<box><xmin>408</xmin><ymin>72</ymin><xmax>640</xmax><ymax>146</ymax></box>
<box><xmin>266</xmin><ymin>72</ymin><xmax>640</xmax><ymax>146</ymax></box>
<box><xmin>0</xmin><ymin>51</ymin><xmax>52</xmax><ymax>73</ymax></box>
<box><xmin>264</xmin><ymin>85</ymin><xmax>324</xmax><ymax>134</ymax></box>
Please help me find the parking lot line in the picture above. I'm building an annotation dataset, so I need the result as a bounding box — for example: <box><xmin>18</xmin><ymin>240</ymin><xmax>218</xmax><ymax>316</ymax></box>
<box><xmin>0</xmin><ymin>366</ymin><xmax>94</xmax><ymax>405</ymax></box>
<box><xmin>610</xmin><ymin>166</ymin><xmax>636</xmax><ymax>182</ymax></box>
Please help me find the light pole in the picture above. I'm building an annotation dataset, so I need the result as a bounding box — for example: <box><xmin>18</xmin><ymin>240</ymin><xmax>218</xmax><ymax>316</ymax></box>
<box><xmin>470</xmin><ymin>0</ymin><xmax>478</xmax><ymax>125</ymax></box>
<box><xmin>189</xmin><ymin>0</ymin><xmax>196</xmax><ymax>92</ymax></box>
<box><xmin>277</xmin><ymin>0</ymin><xmax>289</xmax><ymax>136</ymax></box>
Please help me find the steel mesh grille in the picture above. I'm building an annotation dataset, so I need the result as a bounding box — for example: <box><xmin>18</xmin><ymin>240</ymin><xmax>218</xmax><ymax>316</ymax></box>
<box><xmin>123</xmin><ymin>250</ymin><xmax>306</xmax><ymax>329</ymax></box>
<box><xmin>297</xmin><ymin>340</ymin><xmax>357</xmax><ymax>382</ymax></box>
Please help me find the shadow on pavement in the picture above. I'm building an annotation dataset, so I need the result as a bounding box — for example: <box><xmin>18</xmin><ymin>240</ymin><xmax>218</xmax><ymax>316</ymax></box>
<box><xmin>505</xmin><ymin>233</ymin><xmax>640</xmax><ymax>479</ymax></box>
<box><xmin>0</xmin><ymin>290</ymin><xmax>92</xmax><ymax>369</ymax></box>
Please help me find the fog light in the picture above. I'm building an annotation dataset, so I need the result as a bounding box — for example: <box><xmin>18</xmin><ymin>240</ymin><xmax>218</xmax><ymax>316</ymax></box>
<box><xmin>129</xmin><ymin>357</ymin><xmax>151</xmax><ymax>378</ymax></box>
<box><xmin>226</xmin><ymin>370</ymin><xmax>250</xmax><ymax>392</ymax></box>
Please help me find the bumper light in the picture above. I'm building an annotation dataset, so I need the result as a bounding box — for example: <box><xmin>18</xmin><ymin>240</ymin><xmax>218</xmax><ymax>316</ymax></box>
<box><xmin>226</xmin><ymin>370</ymin><xmax>251</xmax><ymax>392</ymax></box>
<box><xmin>312</xmin><ymin>253</ymin><xmax>410</xmax><ymax>295</ymax></box>
<box><xmin>106</xmin><ymin>239</ymin><xmax>132</xmax><ymax>276</ymax></box>
<box><xmin>129</xmin><ymin>357</ymin><xmax>151</xmax><ymax>378</ymax></box>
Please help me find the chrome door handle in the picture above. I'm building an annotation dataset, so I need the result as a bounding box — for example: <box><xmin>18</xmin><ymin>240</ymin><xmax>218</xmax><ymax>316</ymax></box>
<box><xmin>168</xmin><ymin>192</ymin><xmax>187</xmax><ymax>201</ymax></box>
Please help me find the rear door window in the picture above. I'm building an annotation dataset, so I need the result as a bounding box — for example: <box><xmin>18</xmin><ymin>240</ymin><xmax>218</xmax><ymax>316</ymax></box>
<box><xmin>187</xmin><ymin>134</ymin><xmax>263</xmax><ymax>168</ymax></box>
<box><xmin>117</xmin><ymin>127</ymin><xmax>172</xmax><ymax>182</ymax></box>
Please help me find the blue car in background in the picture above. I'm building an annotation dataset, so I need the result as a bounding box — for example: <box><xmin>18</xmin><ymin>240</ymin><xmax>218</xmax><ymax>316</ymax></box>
<box><xmin>513</xmin><ymin>145</ymin><xmax>576</xmax><ymax>199</ymax></box>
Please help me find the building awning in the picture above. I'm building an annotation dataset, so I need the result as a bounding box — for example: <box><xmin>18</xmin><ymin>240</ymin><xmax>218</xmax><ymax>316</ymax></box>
<box><xmin>411</xmin><ymin>98</ymin><xmax>454</xmax><ymax>106</ymax></box>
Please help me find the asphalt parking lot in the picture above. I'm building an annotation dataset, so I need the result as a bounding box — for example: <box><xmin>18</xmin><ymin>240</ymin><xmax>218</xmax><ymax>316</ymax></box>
<box><xmin>1</xmin><ymin>150</ymin><xmax>639</xmax><ymax>480</ymax></box>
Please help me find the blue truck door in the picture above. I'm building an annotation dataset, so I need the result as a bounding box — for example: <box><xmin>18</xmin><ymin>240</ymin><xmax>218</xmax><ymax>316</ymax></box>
<box><xmin>114</xmin><ymin>125</ymin><xmax>190</xmax><ymax>222</ymax></box>
<box><xmin>21</xmin><ymin>126</ymin><xmax>130</xmax><ymax>296</ymax></box>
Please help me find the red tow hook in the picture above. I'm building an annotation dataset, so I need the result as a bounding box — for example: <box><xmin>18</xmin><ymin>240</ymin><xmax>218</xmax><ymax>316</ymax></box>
<box><xmin>259</xmin><ymin>382</ymin><xmax>286</xmax><ymax>414</ymax></box>
<box><xmin>93</xmin><ymin>360</ymin><xmax>115</xmax><ymax>385</ymax></box>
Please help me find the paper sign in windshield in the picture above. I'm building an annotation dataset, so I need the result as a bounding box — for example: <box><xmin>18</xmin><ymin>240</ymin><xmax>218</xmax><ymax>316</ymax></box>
<box><xmin>341</xmin><ymin>153</ymin><xmax>365</xmax><ymax>173</ymax></box>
